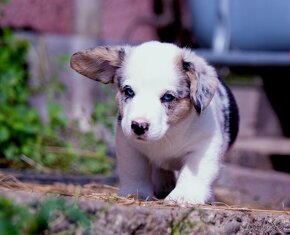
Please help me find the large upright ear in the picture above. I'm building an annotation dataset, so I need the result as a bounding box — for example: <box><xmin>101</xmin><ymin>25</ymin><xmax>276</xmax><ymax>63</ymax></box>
<box><xmin>70</xmin><ymin>46</ymin><xmax>128</xmax><ymax>84</ymax></box>
<box><xmin>182</xmin><ymin>49</ymin><xmax>219</xmax><ymax>114</ymax></box>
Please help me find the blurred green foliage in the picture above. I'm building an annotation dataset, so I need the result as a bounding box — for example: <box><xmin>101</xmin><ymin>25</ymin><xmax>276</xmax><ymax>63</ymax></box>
<box><xmin>93</xmin><ymin>89</ymin><xmax>117</xmax><ymax>133</ymax></box>
<box><xmin>0</xmin><ymin>29</ymin><xmax>38</xmax><ymax>163</ymax></box>
<box><xmin>0</xmin><ymin>29</ymin><xmax>112</xmax><ymax>175</ymax></box>
<box><xmin>0</xmin><ymin>196</ymin><xmax>93</xmax><ymax>235</ymax></box>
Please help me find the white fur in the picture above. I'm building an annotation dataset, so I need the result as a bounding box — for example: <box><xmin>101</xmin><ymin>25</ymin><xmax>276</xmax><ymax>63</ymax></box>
<box><xmin>120</xmin><ymin>42</ymin><xmax>180</xmax><ymax>140</ymax></box>
<box><xmin>71</xmin><ymin>41</ymin><xmax>238</xmax><ymax>206</ymax></box>
<box><xmin>117</xmin><ymin>103</ymin><xmax>224</xmax><ymax>205</ymax></box>
<box><xmin>116</xmin><ymin>42</ymin><xmax>229</xmax><ymax>206</ymax></box>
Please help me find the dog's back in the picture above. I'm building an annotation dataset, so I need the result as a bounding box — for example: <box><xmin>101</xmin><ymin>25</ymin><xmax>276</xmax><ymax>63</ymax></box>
<box><xmin>218</xmin><ymin>79</ymin><xmax>239</xmax><ymax>149</ymax></box>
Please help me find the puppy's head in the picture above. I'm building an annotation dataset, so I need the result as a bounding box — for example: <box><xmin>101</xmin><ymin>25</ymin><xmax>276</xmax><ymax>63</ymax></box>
<box><xmin>71</xmin><ymin>41</ymin><xmax>218</xmax><ymax>141</ymax></box>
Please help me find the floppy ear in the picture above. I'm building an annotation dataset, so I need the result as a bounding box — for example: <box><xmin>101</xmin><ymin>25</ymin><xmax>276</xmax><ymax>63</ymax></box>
<box><xmin>70</xmin><ymin>46</ymin><xmax>128</xmax><ymax>84</ymax></box>
<box><xmin>182</xmin><ymin>49</ymin><xmax>219</xmax><ymax>114</ymax></box>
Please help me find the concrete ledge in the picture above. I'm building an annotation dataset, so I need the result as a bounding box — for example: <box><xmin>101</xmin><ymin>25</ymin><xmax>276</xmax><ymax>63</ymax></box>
<box><xmin>2</xmin><ymin>164</ymin><xmax>290</xmax><ymax>209</ymax></box>
<box><xmin>0</xmin><ymin>189</ymin><xmax>290</xmax><ymax>234</ymax></box>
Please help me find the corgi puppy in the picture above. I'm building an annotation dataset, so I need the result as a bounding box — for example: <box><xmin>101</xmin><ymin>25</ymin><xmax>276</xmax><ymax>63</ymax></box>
<box><xmin>70</xmin><ymin>41</ymin><xmax>239</xmax><ymax>206</ymax></box>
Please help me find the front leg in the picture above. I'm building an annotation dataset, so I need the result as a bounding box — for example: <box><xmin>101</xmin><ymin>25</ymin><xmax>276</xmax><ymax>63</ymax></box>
<box><xmin>116</xmin><ymin>128</ymin><xmax>153</xmax><ymax>200</ymax></box>
<box><xmin>165</xmin><ymin>140</ymin><xmax>223</xmax><ymax>206</ymax></box>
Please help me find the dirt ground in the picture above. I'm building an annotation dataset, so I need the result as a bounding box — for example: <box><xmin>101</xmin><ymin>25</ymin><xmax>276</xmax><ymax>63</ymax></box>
<box><xmin>1</xmin><ymin>173</ymin><xmax>290</xmax><ymax>234</ymax></box>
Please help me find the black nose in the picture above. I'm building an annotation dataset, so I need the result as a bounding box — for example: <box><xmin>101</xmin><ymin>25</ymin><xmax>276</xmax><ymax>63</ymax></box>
<box><xmin>131</xmin><ymin>120</ymin><xmax>149</xmax><ymax>136</ymax></box>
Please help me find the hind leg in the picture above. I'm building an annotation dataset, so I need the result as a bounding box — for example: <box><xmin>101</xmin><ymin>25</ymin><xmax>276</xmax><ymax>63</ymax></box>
<box><xmin>152</xmin><ymin>167</ymin><xmax>176</xmax><ymax>199</ymax></box>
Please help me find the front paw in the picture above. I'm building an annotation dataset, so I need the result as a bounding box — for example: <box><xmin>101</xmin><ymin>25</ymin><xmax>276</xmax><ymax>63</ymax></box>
<box><xmin>118</xmin><ymin>187</ymin><xmax>154</xmax><ymax>201</ymax></box>
<box><xmin>164</xmin><ymin>189</ymin><xmax>207</xmax><ymax>207</ymax></box>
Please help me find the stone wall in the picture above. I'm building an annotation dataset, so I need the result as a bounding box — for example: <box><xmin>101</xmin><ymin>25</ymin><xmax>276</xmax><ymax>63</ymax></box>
<box><xmin>1</xmin><ymin>0</ymin><xmax>156</xmax><ymax>42</ymax></box>
<box><xmin>1</xmin><ymin>0</ymin><xmax>74</xmax><ymax>34</ymax></box>
<box><xmin>99</xmin><ymin>0</ymin><xmax>156</xmax><ymax>43</ymax></box>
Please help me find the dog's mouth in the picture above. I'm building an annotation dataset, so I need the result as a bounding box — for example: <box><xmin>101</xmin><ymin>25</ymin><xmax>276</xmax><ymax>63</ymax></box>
<box><xmin>136</xmin><ymin>136</ymin><xmax>147</xmax><ymax>141</ymax></box>
<box><xmin>129</xmin><ymin>132</ymin><xmax>156</xmax><ymax>142</ymax></box>
<box><xmin>132</xmin><ymin>133</ymin><xmax>164</xmax><ymax>142</ymax></box>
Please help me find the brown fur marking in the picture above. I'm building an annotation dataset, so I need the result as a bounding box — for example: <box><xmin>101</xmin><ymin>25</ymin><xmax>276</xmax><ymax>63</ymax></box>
<box><xmin>115</xmin><ymin>91</ymin><xmax>124</xmax><ymax>119</ymax></box>
<box><xmin>166</xmin><ymin>97</ymin><xmax>192</xmax><ymax>125</ymax></box>
<box><xmin>70</xmin><ymin>47</ymin><xmax>121</xmax><ymax>84</ymax></box>
<box><xmin>176</xmin><ymin>51</ymin><xmax>218</xmax><ymax>113</ymax></box>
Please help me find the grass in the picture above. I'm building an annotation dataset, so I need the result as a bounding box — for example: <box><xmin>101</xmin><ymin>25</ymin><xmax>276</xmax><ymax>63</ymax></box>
<box><xmin>0</xmin><ymin>196</ymin><xmax>93</xmax><ymax>235</ymax></box>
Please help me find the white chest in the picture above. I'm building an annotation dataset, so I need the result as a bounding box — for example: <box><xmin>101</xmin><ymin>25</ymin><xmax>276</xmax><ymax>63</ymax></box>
<box><xmin>132</xmin><ymin>125</ymin><xmax>202</xmax><ymax>170</ymax></box>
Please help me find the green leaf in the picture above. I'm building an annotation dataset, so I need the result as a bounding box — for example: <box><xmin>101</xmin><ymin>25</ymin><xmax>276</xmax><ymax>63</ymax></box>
<box><xmin>0</xmin><ymin>126</ymin><xmax>10</xmax><ymax>142</ymax></box>
<box><xmin>3</xmin><ymin>144</ymin><xmax>19</xmax><ymax>160</ymax></box>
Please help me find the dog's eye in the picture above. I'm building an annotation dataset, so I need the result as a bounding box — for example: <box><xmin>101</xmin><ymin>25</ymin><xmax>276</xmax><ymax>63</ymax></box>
<box><xmin>161</xmin><ymin>93</ymin><xmax>175</xmax><ymax>103</ymax></box>
<box><xmin>123</xmin><ymin>86</ymin><xmax>135</xmax><ymax>98</ymax></box>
